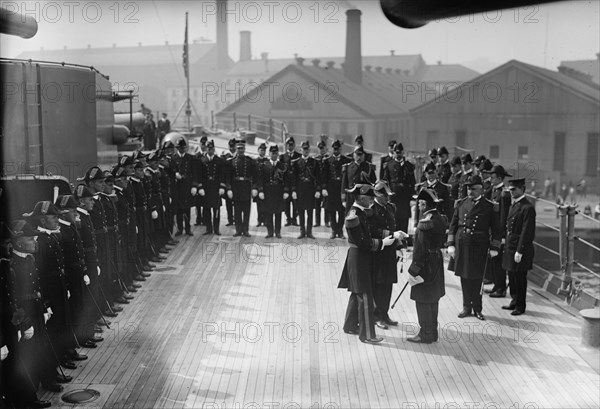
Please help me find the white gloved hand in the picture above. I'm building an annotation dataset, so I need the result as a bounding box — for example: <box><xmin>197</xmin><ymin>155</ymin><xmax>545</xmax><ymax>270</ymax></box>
<box><xmin>292</xmin><ymin>192</ymin><xmax>298</xmax><ymax>200</ymax></box>
<box><xmin>393</xmin><ymin>230</ymin><xmax>409</xmax><ymax>240</ymax></box>
<box><xmin>163</xmin><ymin>205</ymin><xmax>166</xmax><ymax>212</ymax></box>
<box><xmin>67</xmin><ymin>290</ymin><xmax>71</xmax><ymax>299</ymax></box>
<box><xmin>97</xmin><ymin>266</ymin><xmax>101</xmax><ymax>276</ymax></box>
<box><xmin>447</xmin><ymin>246</ymin><xmax>455</xmax><ymax>257</ymax></box>
<box><xmin>1</xmin><ymin>345</ymin><xmax>8</xmax><ymax>361</ymax></box>
<box><xmin>227</xmin><ymin>190</ymin><xmax>233</xmax><ymax>200</ymax></box>
<box><xmin>489</xmin><ymin>250</ymin><xmax>499</xmax><ymax>258</ymax></box>
<box><xmin>252</xmin><ymin>189</ymin><xmax>258</xmax><ymax>198</ymax></box>
<box><xmin>17</xmin><ymin>330</ymin><xmax>21</xmax><ymax>342</ymax></box>
<box><xmin>199</xmin><ymin>189</ymin><xmax>205</xmax><ymax>197</ymax></box>
<box><xmin>44</xmin><ymin>313</ymin><xmax>50</xmax><ymax>324</ymax></box>
<box><xmin>191</xmin><ymin>187</ymin><xmax>198</xmax><ymax>196</ymax></box>
<box><xmin>408</xmin><ymin>274</ymin><xmax>425</xmax><ymax>286</ymax></box>
<box><xmin>322</xmin><ymin>189</ymin><xmax>328</xmax><ymax>197</ymax></box>
<box><xmin>382</xmin><ymin>236</ymin><xmax>395</xmax><ymax>247</ymax></box>
<box><xmin>514</xmin><ymin>252</ymin><xmax>523</xmax><ymax>263</ymax></box>
<box><xmin>283</xmin><ymin>193</ymin><xmax>289</xmax><ymax>200</ymax></box>
<box><xmin>47</xmin><ymin>307</ymin><xmax>53</xmax><ymax>316</ymax></box>
<box><xmin>169</xmin><ymin>197</ymin><xmax>172</xmax><ymax>204</ymax></box>
<box><xmin>314</xmin><ymin>192</ymin><xmax>321</xmax><ymax>199</ymax></box>
<box><xmin>176</xmin><ymin>172</ymin><xmax>182</xmax><ymax>180</ymax></box>
<box><xmin>136</xmin><ymin>226</ymin><xmax>139</xmax><ymax>234</ymax></box>
<box><xmin>24</xmin><ymin>326</ymin><xmax>34</xmax><ymax>340</ymax></box>
<box><xmin>219</xmin><ymin>188</ymin><xmax>225</xmax><ymax>196</ymax></box>
<box><xmin>83</xmin><ymin>275</ymin><xmax>90</xmax><ymax>286</ymax></box>
<box><xmin>501</xmin><ymin>238</ymin><xmax>506</xmax><ymax>245</ymax></box>
<box><xmin>259</xmin><ymin>192</ymin><xmax>265</xmax><ymax>200</ymax></box>
<box><xmin>151</xmin><ymin>210</ymin><xmax>158</xmax><ymax>219</ymax></box>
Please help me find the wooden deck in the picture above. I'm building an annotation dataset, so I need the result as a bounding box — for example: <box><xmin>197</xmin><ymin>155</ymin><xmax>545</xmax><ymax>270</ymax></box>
<box><xmin>42</xmin><ymin>220</ymin><xmax>600</xmax><ymax>408</ymax></box>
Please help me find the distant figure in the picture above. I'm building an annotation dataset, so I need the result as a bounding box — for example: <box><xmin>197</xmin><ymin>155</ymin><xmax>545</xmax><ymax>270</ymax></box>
<box><xmin>543</xmin><ymin>177</ymin><xmax>551</xmax><ymax>199</ymax></box>
<box><xmin>578</xmin><ymin>179</ymin><xmax>587</xmax><ymax>198</ymax></box>
<box><xmin>594</xmin><ymin>203</ymin><xmax>600</xmax><ymax>220</ymax></box>
<box><xmin>157</xmin><ymin>113</ymin><xmax>171</xmax><ymax>143</ymax></box>
<box><xmin>567</xmin><ymin>184</ymin><xmax>577</xmax><ymax>205</ymax></box>
<box><xmin>559</xmin><ymin>183</ymin><xmax>568</xmax><ymax>202</ymax></box>
<box><xmin>139</xmin><ymin>103</ymin><xmax>152</xmax><ymax>116</ymax></box>
<box><xmin>550</xmin><ymin>178</ymin><xmax>557</xmax><ymax>199</ymax></box>
<box><xmin>143</xmin><ymin>114</ymin><xmax>157</xmax><ymax>150</ymax></box>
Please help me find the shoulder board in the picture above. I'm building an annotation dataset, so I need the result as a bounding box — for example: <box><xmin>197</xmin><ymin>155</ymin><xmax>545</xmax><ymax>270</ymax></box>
<box><xmin>440</xmin><ymin>182</ymin><xmax>452</xmax><ymax>188</ymax></box>
<box><xmin>226</xmin><ymin>157</ymin><xmax>233</xmax><ymax>162</ymax></box>
<box><xmin>486</xmin><ymin>198</ymin><xmax>500</xmax><ymax>211</ymax></box>
<box><xmin>417</xmin><ymin>218</ymin><xmax>434</xmax><ymax>231</ymax></box>
<box><xmin>456</xmin><ymin>197</ymin><xmax>467</xmax><ymax>204</ymax></box>
<box><xmin>342</xmin><ymin>163</ymin><xmax>349</xmax><ymax>169</ymax></box>
<box><xmin>345</xmin><ymin>209</ymin><xmax>360</xmax><ymax>228</ymax></box>
<box><xmin>415</xmin><ymin>181</ymin><xmax>426</xmax><ymax>188</ymax></box>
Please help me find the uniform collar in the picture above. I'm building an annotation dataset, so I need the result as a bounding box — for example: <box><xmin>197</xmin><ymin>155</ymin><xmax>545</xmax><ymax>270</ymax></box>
<box><xmin>12</xmin><ymin>250</ymin><xmax>30</xmax><ymax>259</ymax></box>
<box><xmin>494</xmin><ymin>182</ymin><xmax>504</xmax><ymax>189</ymax></box>
<box><xmin>130</xmin><ymin>177</ymin><xmax>141</xmax><ymax>182</ymax></box>
<box><xmin>512</xmin><ymin>195</ymin><xmax>525</xmax><ymax>205</ymax></box>
<box><xmin>353</xmin><ymin>203</ymin><xmax>371</xmax><ymax>211</ymax></box>
<box><xmin>77</xmin><ymin>207</ymin><xmax>89</xmax><ymax>215</ymax></box>
<box><xmin>114</xmin><ymin>185</ymin><xmax>123</xmax><ymax>192</ymax></box>
<box><xmin>427</xmin><ymin>180</ymin><xmax>438</xmax><ymax>187</ymax></box>
<box><xmin>59</xmin><ymin>219</ymin><xmax>71</xmax><ymax>226</ymax></box>
<box><xmin>37</xmin><ymin>226</ymin><xmax>60</xmax><ymax>234</ymax></box>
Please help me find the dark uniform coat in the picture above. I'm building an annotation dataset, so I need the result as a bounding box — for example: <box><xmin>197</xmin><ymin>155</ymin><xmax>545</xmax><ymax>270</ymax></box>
<box><xmin>257</xmin><ymin>159</ymin><xmax>288</xmax><ymax>214</ymax></box>
<box><xmin>226</xmin><ymin>155</ymin><xmax>258</xmax><ymax>202</ymax></box>
<box><xmin>484</xmin><ymin>183</ymin><xmax>511</xmax><ymax>278</ymax></box>
<box><xmin>415</xmin><ymin>180</ymin><xmax>452</xmax><ymax>220</ymax></box>
<box><xmin>323</xmin><ymin>154</ymin><xmax>350</xmax><ymax>211</ymax></box>
<box><xmin>502</xmin><ymin>197</ymin><xmax>536</xmax><ymax>272</ymax></box>
<box><xmin>457</xmin><ymin>169</ymin><xmax>474</xmax><ymax>201</ymax></box>
<box><xmin>368</xmin><ymin>201</ymin><xmax>398</xmax><ymax>285</ymax></box>
<box><xmin>379</xmin><ymin>154</ymin><xmax>394</xmax><ymax>180</ymax></box>
<box><xmin>448</xmin><ymin>197</ymin><xmax>502</xmax><ymax>279</ymax></box>
<box><xmin>337</xmin><ymin>206</ymin><xmax>383</xmax><ymax>293</ymax></box>
<box><xmin>382</xmin><ymin>159</ymin><xmax>417</xmax><ymax>221</ymax></box>
<box><xmin>448</xmin><ymin>170</ymin><xmax>462</xmax><ymax>208</ymax></box>
<box><xmin>199</xmin><ymin>154</ymin><xmax>226</xmax><ymax>209</ymax></box>
<box><xmin>409</xmin><ymin>210</ymin><xmax>447</xmax><ymax>303</ymax></box>
<box><xmin>171</xmin><ymin>151</ymin><xmax>195</xmax><ymax>209</ymax></box>
<box><xmin>437</xmin><ymin>161</ymin><xmax>452</xmax><ymax>184</ymax></box>
<box><xmin>57</xmin><ymin>219</ymin><xmax>86</xmax><ymax>307</ymax></box>
<box><xmin>291</xmin><ymin>156</ymin><xmax>321</xmax><ymax>210</ymax></box>
<box><xmin>341</xmin><ymin>161</ymin><xmax>376</xmax><ymax>210</ymax></box>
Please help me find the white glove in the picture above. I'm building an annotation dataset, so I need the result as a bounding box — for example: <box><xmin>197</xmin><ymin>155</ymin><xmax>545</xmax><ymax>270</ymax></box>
<box><xmin>191</xmin><ymin>187</ymin><xmax>198</xmax><ymax>196</ymax></box>
<box><xmin>292</xmin><ymin>192</ymin><xmax>298</xmax><ymax>200</ymax></box>
<box><xmin>17</xmin><ymin>330</ymin><xmax>21</xmax><ymax>342</ymax></box>
<box><xmin>314</xmin><ymin>192</ymin><xmax>321</xmax><ymax>199</ymax></box>
<box><xmin>1</xmin><ymin>345</ymin><xmax>8</xmax><ymax>361</ymax></box>
<box><xmin>382</xmin><ymin>236</ymin><xmax>395</xmax><ymax>247</ymax></box>
<box><xmin>227</xmin><ymin>190</ymin><xmax>233</xmax><ymax>199</ymax></box>
<box><xmin>136</xmin><ymin>226</ymin><xmax>139</xmax><ymax>234</ymax></box>
<box><xmin>199</xmin><ymin>189</ymin><xmax>206</xmax><ymax>197</ymax></box>
<box><xmin>447</xmin><ymin>246</ymin><xmax>455</xmax><ymax>257</ymax></box>
<box><xmin>84</xmin><ymin>275</ymin><xmax>90</xmax><ymax>286</ymax></box>
<box><xmin>169</xmin><ymin>197</ymin><xmax>172</xmax><ymax>204</ymax></box>
<box><xmin>341</xmin><ymin>193</ymin><xmax>346</xmax><ymax>202</ymax></box>
<box><xmin>67</xmin><ymin>290</ymin><xmax>71</xmax><ymax>299</ymax></box>
<box><xmin>283</xmin><ymin>193</ymin><xmax>289</xmax><ymax>200</ymax></box>
<box><xmin>151</xmin><ymin>210</ymin><xmax>158</xmax><ymax>219</ymax></box>
<box><xmin>97</xmin><ymin>266</ymin><xmax>101</xmax><ymax>276</ymax></box>
<box><xmin>176</xmin><ymin>172</ymin><xmax>182</xmax><ymax>180</ymax></box>
<box><xmin>163</xmin><ymin>205</ymin><xmax>166</xmax><ymax>212</ymax></box>
<box><xmin>489</xmin><ymin>250</ymin><xmax>499</xmax><ymax>258</ymax></box>
<box><xmin>219</xmin><ymin>188</ymin><xmax>225</xmax><ymax>196</ymax></box>
<box><xmin>501</xmin><ymin>238</ymin><xmax>506</xmax><ymax>245</ymax></box>
<box><xmin>252</xmin><ymin>189</ymin><xmax>258</xmax><ymax>198</ymax></box>
<box><xmin>393</xmin><ymin>230</ymin><xmax>409</xmax><ymax>240</ymax></box>
<box><xmin>47</xmin><ymin>307</ymin><xmax>53</xmax><ymax>316</ymax></box>
<box><xmin>322</xmin><ymin>189</ymin><xmax>328</xmax><ymax>197</ymax></box>
<box><xmin>408</xmin><ymin>274</ymin><xmax>424</xmax><ymax>286</ymax></box>
<box><xmin>24</xmin><ymin>326</ymin><xmax>34</xmax><ymax>340</ymax></box>
<box><xmin>259</xmin><ymin>192</ymin><xmax>265</xmax><ymax>200</ymax></box>
<box><xmin>514</xmin><ymin>252</ymin><xmax>523</xmax><ymax>263</ymax></box>
<box><xmin>44</xmin><ymin>313</ymin><xmax>50</xmax><ymax>324</ymax></box>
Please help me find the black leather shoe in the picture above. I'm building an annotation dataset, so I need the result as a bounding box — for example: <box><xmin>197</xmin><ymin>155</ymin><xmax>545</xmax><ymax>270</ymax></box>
<box><xmin>81</xmin><ymin>340</ymin><xmax>98</xmax><ymax>348</ymax></box>
<box><xmin>243</xmin><ymin>232</ymin><xmax>251</xmax><ymax>237</ymax></box>
<box><xmin>203</xmin><ymin>231</ymin><xmax>212</xmax><ymax>235</ymax></box>
<box><xmin>330</xmin><ymin>233</ymin><xmax>337</xmax><ymax>239</ymax></box>
<box><xmin>406</xmin><ymin>335</ymin><xmax>433</xmax><ymax>344</ymax></box>
<box><xmin>474</xmin><ymin>312</ymin><xmax>486</xmax><ymax>320</ymax></box>
<box><xmin>141</xmin><ymin>266</ymin><xmax>153</xmax><ymax>272</ymax></box>
<box><xmin>457</xmin><ymin>309</ymin><xmax>472</xmax><ymax>318</ymax></box>
<box><xmin>502</xmin><ymin>304</ymin><xmax>516</xmax><ymax>310</ymax></box>
<box><xmin>68</xmin><ymin>352</ymin><xmax>88</xmax><ymax>361</ymax></box>
<box><xmin>375</xmin><ymin>320</ymin><xmax>389</xmax><ymax>330</ymax></box>
<box><xmin>158</xmin><ymin>248</ymin><xmax>169</xmax><ymax>254</ymax></box>
<box><xmin>97</xmin><ymin>319</ymin><xmax>111</xmax><ymax>327</ymax></box>
<box><xmin>167</xmin><ymin>239</ymin><xmax>179</xmax><ymax>245</ymax></box>
<box><xmin>175</xmin><ymin>231</ymin><xmax>183</xmax><ymax>237</ymax></box>
<box><xmin>306</xmin><ymin>234</ymin><xmax>316</xmax><ymax>239</ymax></box>
<box><xmin>134</xmin><ymin>275</ymin><xmax>146</xmax><ymax>282</ymax></box>
<box><xmin>214</xmin><ymin>232</ymin><xmax>221</xmax><ymax>236</ymax></box>
<box><xmin>185</xmin><ymin>231</ymin><xmax>194</xmax><ymax>236</ymax></box>
<box><xmin>149</xmin><ymin>256</ymin><xmax>162</xmax><ymax>263</ymax></box>
<box><xmin>344</xmin><ymin>329</ymin><xmax>359</xmax><ymax>335</ymax></box>
<box><xmin>61</xmin><ymin>361</ymin><xmax>77</xmax><ymax>370</ymax></box>
<box><xmin>484</xmin><ymin>288</ymin><xmax>495</xmax><ymax>294</ymax></box>
<box><xmin>126</xmin><ymin>286</ymin><xmax>137</xmax><ymax>292</ymax></box>
<box><xmin>284</xmin><ymin>221</ymin><xmax>292</xmax><ymax>227</ymax></box>
<box><xmin>42</xmin><ymin>383</ymin><xmax>63</xmax><ymax>393</ymax></box>
<box><xmin>384</xmin><ymin>318</ymin><xmax>399</xmax><ymax>326</ymax></box>
<box><xmin>511</xmin><ymin>309</ymin><xmax>525</xmax><ymax>316</ymax></box>
<box><xmin>115</xmin><ymin>297</ymin><xmax>130</xmax><ymax>304</ymax></box>
<box><xmin>141</xmin><ymin>271</ymin><xmax>151</xmax><ymax>278</ymax></box>
<box><xmin>90</xmin><ymin>336</ymin><xmax>104</xmax><ymax>342</ymax></box>
<box><xmin>489</xmin><ymin>290</ymin><xmax>506</xmax><ymax>298</ymax></box>
<box><xmin>265</xmin><ymin>234</ymin><xmax>273</xmax><ymax>238</ymax></box>
<box><xmin>483</xmin><ymin>278</ymin><xmax>493</xmax><ymax>285</ymax></box>
<box><xmin>131</xmin><ymin>282</ymin><xmax>142</xmax><ymax>288</ymax></box>
<box><xmin>361</xmin><ymin>337</ymin><xmax>383</xmax><ymax>344</ymax></box>
<box><xmin>30</xmin><ymin>399</ymin><xmax>52</xmax><ymax>408</ymax></box>
<box><xmin>297</xmin><ymin>233</ymin><xmax>306</xmax><ymax>239</ymax></box>
<box><xmin>313</xmin><ymin>223</ymin><xmax>320</xmax><ymax>227</ymax></box>
<box><xmin>111</xmin><ymin>305</ymin><xmax>124</xmax><ymax>312</ymax></box>
<box><xmin>123</xmin><ymin>293</ymin><xmax>135</xmax><ymax>299</ymax></box>
<box><xmin>233</xmin><ymin>232</ymin><xmax>242</xmax><ymax>237</ymax></box>
<box><xmin>226</xmin><ymin>222</ymin><xmax>234</xmax><ymax>227</ymax></box>
<box><xmin>56</xmin><ymin>374</ymin><xmax>73</xmax><ymax>383</ymax></box>
<box><xmin>276</xmin><ymin>233</ymin><xmax>282</xmax><ymax>238</ymax></box>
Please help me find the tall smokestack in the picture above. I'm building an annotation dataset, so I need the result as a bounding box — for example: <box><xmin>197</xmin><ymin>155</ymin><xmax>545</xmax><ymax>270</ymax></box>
<box><xmin>239</xmin><ymin>30</ymin><xmax>252</xmax><ymax>62</ymax></box>
<box><xmin>217</xmin><ymin>0</ymin><xmax>230</xmax><ymax>69</ymax></box>
<box><xmin>344</xmin><ymin>9</ymin><xmax>362</xmax><ymax>85</ymax></box>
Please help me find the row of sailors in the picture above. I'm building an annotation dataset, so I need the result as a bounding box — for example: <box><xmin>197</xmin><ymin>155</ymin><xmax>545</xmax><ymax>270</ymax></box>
<box><xmin>0</xmin><ymin>150</ymin><xmax>185</xmax><ymax>407</ymax></box>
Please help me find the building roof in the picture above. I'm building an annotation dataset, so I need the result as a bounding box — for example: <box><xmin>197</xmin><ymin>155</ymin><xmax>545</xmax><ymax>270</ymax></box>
<box><xmin>414</xmin><ymin>63</ymin><xmax>480</xmax><ymax>84</ymax></box>
<box><xmin>16</xmin><ymin>42</ymin><xmax>221</xmax><ymax>67</ymax></box>
<box><xmin>411</xmin><ymin>59</ymin><xmax>600</xmax><ymax>113</ymax></box>
<box><xmin>559</xmin><ymin>55</ymin><xmax>600</xmax><ymax>84</ymax></box>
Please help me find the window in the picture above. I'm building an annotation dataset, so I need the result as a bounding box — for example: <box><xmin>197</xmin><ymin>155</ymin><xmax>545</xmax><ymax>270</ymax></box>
<box><xmin>518</xmin><ymin>146</ymin><xmax>529</xmax><ymax>160</ymax></box>
<box><xmin>554</xmin><ymin>132</ymin><xmax>566</xmax><ymax>171</ymax></box>
<box><xmin>306</xmin><ymin>122</ymin><xmax>314</xmax><ymax>135</ymax></box>
<box><xmin>489</xmin><ymin>145</ymin><xmax>500</xmax><ymax>159</ymax></box>
<box><xmin>456</xmin><ymin>130</ymin><xmax>467</xmax><ymax>148</ymax></box>
<box><xmin>322</xmin><ymin>122</ymin><xmax>329</xmax><ymax>135</ymax></box>
<box><xmin>586</xmin><ymin>132</ymin><xmax>599</xmax><ymax>176</ymax></box>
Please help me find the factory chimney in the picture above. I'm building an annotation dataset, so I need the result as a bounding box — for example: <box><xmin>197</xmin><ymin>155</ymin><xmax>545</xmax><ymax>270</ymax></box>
<box><xmin>216</xmin><ymin>0</ymin><xmax>230</xmax><ymax>69</ymax></box>
<box><xmin>344</xmin><ymin>9</ymin><xmax>362</xmax><ymax>85</ymax></box>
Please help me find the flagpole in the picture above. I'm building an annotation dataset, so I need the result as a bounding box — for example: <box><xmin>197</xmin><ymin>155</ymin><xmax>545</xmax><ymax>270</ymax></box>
<box><xmin>185</xmin><ymin>11</ymin><xmax>191</xmax><ymax>131</ymax></box>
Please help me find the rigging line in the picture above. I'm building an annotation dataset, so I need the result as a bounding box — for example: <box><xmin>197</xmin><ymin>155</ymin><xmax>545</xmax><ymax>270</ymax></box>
<box><xmin>151</xmin><ymin>0</ymin><xmax>186</xmax><ymax>90</ymax></box>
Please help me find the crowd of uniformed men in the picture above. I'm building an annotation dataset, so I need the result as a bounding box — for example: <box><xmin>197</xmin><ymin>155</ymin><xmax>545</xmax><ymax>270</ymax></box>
<box><xmin>1</xmin><ymin>133</ymin><xmax>536</xmax><ymax>406</ymax></box>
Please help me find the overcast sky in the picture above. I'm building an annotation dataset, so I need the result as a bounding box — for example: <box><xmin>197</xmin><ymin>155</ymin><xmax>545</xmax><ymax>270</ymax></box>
<box><xmin>2</xmin><ymin>0</ymin><xmax>599</xmax><ymax>72</ymax></box>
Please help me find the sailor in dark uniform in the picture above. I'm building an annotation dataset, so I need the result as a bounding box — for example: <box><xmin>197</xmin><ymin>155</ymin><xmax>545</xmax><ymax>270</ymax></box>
<box><xmin>257</xmin><ymin>145</ymin><xmax>289</xmax><ymax>238</ymax></box>
<box><xmin>112</xmin><ymin>167</ymin><xmax>137</xmax><ymax>295</ymax></box>
<box><xmin>502</xmin><ymin>178</ymin><xmax>536</xmax><ymax>315</ymax></box>
<box><xmin>415</xmin><ymin>162</ymin><xmax>451</xmax><ymax>221</ymax></box>
<box><xmin>447</xmin><ymin>156</ymin><xmax>463</xmax><ymax>209</ymax></box>
<box><xmin>341</xmin><ymin>146</ymin><xmax>376</xmax><ymax>213</ymax></box>
<box><xmin>254</xmin><ymin>143</ymin><xmax>269</xmax><ymax>228</ymax></box>
<box><xmin>436</xmin><ymin>146</ymin><xmax>451</xmax><ymax>183</ymax></box>
<box><xmin>172</xmin><ymin>138</ymin><xmax>195</xmax><ymax>236</ymax></box>
<box><xmin>323</xmin><ymin>140</ymin><xmax>351</xmax><ymax>239</ymax></box>
<box><xmin>379</xmin><ymin>140</ymin><xmax>396</xmax><ymax>180</ymax></box>
<box><xmin>406</xmin><ymin>188</ymin><xmax>447</xmax><ymax>344</ymax></box>
<box><xmin>480</xmin><ymin>159</ymin><xmax>494</xmax><ymax>199</ymax></box>
<box><xmin>221</xmin><ymin>138</ymin><xmax>238</xmax><ymax>227</ymax></box>
<box><xmin>314</xmin><ymin>141</ymin><xmax>329</xmax><ymax>227</ymax></box>
<box><xmin>291</xmin><ymin>141</ymin><xmax>321</xmax><ymax>239</ymax></box>
<box><xmin>226</xmin><ymin>140</ymin><xmax>258</xmax><ymax>237</ymax></box>
<box><xmin>420</xmin><ymin>148</ymin><xmax>438</xmax><ymax>182</ymax></box>
<box><xmin>337</xmin><ymin>184</ymin><xmax>397</xmax><ymax>344</ymax></box>
<box><xmin>280</xmin><ymin>136</ymin><xmax>301</xmax><ymax>226</ymax></box>
<box><xmin>482</xmin><ymin>165</ymin><xmax>513</xmax><ymax>298</ymax></box>
<box><xmin>346</xmin><ymin>134</ymin><xmax>373</xmax><ymax>163</ymax></box>
<box><xmin>457</xmin><ymin>153</ymin><xmax>475</xmax><ymax>201</ymax></box>
<box><xmin>194</xmin><ymin>137</ymin><xmax>208</xmax><ymax>226</ymax></box>
<box><xmin>382</xmin><ymin>142</ymin><xmax>416</xmax><ymax>233</ymax></box>
<box><xmin>198</xmin><ymin>140</ymin><xmax>226</xmax><ymax>235</ymax></box>
<box><xmin>447</xmin><ymin>175</ymin><xmax>502</xmax><ymax>321</ymax></box>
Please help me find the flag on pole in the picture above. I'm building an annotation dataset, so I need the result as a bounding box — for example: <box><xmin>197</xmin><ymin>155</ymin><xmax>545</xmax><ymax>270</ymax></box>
<box><xmin>183</xmin><ymin>12</ymin><xmax>189</xmax><ymax>78</ymax></box>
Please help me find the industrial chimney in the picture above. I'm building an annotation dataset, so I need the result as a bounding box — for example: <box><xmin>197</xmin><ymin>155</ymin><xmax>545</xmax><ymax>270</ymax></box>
<box><xmin>217</xmin><ymin>0</ymin><xmax>230</xmax><ymax>69</ymax></box>
<box><xmin>344</xmin><ymin>9</ymin><xmax>362</xmax><ymax>85</ymax></box>
<box><xmin>240</xmin><ymin>30</ymin><xmax>252</xmax><ymax>62</ymax></box>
